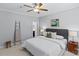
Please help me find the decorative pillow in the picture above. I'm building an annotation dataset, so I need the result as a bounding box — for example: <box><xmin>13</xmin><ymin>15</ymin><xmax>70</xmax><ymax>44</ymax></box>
<box><xmin>56</xmin><ymin>35</ymin><xmax>64</xmax><ymax>39</ymax></box>
<box><xmin>46</xmin><ymin>32</ymin><xmax>52</xmax><ymax>38</ymax></box>
<box><xmin>51</xmin><ymin>32</ymin><xmax>57</xmax><ymax>39</ymax></box>
<box><xmin>43</xmin><ymin>31</ymin><xmax>47</xmax><ymax>37</ymax></box>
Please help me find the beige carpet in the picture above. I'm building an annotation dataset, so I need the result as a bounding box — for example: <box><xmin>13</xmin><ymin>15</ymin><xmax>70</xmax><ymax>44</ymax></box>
<box><xmin>0</xmin><ymin>45</ymin><xmax>30</xmax><ymax>56</ymax></box>
<box><xmin>0</xmin><ymin>45</ymin><xmax>78</xmax><ymax>56</ymax></box>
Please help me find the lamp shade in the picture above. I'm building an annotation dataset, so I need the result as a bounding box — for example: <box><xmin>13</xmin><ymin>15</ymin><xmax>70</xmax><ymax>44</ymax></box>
<box><xmin>69</xmin><ymin>31</ymin><xmax>77</xmax><ymax>37</ymax></box>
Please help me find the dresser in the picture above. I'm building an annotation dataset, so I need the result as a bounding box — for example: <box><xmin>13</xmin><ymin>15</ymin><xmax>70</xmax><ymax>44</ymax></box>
<box><xmin>68</xmin><ymin>41</ymin><xmax>78</xmax><ymax>55</ymax></box>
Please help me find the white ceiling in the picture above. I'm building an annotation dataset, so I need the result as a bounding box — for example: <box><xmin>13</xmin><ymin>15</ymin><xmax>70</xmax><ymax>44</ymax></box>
<box><xmin>0</xmin><ymin>3</ymin><xmax>79</xmax><ymax>17</ymax></box>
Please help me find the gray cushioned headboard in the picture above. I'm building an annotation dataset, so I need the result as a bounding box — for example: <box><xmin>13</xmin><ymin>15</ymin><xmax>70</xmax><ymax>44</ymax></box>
<box><xmin>46</xmin><ymin>28</ymin><xmax>69</xmax><ymax>42</ymax></box>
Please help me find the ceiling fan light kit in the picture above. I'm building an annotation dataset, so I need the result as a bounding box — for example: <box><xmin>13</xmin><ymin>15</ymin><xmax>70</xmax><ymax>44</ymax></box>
<box><xmin>34</xmin><ymin>9</ymin><xmax>39</xmax><ymax>12</ymax></box>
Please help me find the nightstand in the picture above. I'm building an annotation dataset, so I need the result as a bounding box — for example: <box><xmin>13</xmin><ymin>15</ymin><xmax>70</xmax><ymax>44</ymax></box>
<box><xmin>68</xmin><ymin>41</ymin><xmax>78</xmax><ymax>55</ymax></box>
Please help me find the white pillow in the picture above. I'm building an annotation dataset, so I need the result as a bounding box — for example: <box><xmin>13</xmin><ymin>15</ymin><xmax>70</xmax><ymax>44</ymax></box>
<box><xmin>43</xmin><ymin>31</ymin><xmax>47</xmax><ymax>37</ymax></box>
<box><xmin>51</xmin><ymin>32</ymin><xmax>57</xmax><ymax>39</ymax></box>
<box><xmin>56</xmin><ymin>35</ymin><xmax>64</xmax><ymax>39</ymax></box>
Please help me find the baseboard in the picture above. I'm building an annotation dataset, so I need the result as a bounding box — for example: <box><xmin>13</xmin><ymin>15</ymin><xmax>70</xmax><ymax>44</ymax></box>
<box><xmin>0</xmin><ymin>40</ymin><xmax>23</xmax><ymax>48</ymax></box>
<box><xmin>0</xmin><ymin>45</ymin><xmax>4</xmax><ymax>48</ymax></box>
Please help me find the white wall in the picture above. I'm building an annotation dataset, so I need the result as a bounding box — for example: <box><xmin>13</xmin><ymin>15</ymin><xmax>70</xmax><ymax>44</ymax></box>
<box><xmin>0</xmin><ymin>10</ymin><xmax>37</xmax><ymax>48</ymax></box>
<box><xmin>39</xmin><ymin>7</ymin><xmax>79</xmax><ymax>31</ymax></box>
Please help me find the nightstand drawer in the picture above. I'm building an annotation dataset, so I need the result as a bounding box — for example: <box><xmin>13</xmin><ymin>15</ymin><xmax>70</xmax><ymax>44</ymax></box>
<box><xmin>68</xmin><ymin>41</ymin><xmax>78</xmax><ymax>55</ymax></box>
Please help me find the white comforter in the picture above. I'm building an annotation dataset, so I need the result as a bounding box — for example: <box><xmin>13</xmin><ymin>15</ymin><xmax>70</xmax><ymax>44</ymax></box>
<box><xmin>22</xmin><ymin>36</ymin><xmax>75</xmax><ymax>56</ymax></box>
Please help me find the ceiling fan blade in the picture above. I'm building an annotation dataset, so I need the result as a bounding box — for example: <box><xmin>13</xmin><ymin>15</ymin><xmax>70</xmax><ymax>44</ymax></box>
<box><xmin>27</xmin><ymin>9</ymin><xmax>33</xmax><ymax>12</ymax></box>
<box><xmin>33</xmin><ymin>3</ymin><xmax>37</xmax><ymax>6</ymax></box>
<box><xmin>24</xmin><ymin>4</ymin><xmax>33</xmax><ymax>8</ymax></box>
<box><xmin>33</xmin><ymin>3</ymin><xmax>43</xmax><ymax>8</ymax></box>
<box><xmin>39</xmin><ymin>9</ymin><xmax>48</xmax><ymax>11</ymax></box>
<box><xmin>39</xmin><ymin>3</ymin><xmax>43</xmax><ymax>7</ymax></box>
<box><xmin>32</xmin><ymin>3</ymin><xmax>37</xmax><ymax>8</ymax></box>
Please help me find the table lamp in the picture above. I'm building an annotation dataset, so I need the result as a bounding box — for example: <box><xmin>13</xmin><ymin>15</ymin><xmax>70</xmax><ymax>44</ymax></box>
<box><xmin>40</xmin><ymin>26</ymin><xmax>46</xmax><ymax>36</ymax></box>
<box><xmin>69</xmin><ymin>31</ymin><xmax>77</xmax><ymax>41</ymax></box>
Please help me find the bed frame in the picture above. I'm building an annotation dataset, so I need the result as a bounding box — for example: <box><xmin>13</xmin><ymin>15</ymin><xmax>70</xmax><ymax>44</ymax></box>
<box><xmin>46</xmin><ymin>28</ymin><xmax>69</xmax><ymax>49</ymax></box>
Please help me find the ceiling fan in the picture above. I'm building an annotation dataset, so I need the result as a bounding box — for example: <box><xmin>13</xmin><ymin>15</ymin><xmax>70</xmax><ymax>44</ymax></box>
<box><xmin>21</xmin><ymin>3</ymin><xmax>48</xmax><ymax>14</ymax></box>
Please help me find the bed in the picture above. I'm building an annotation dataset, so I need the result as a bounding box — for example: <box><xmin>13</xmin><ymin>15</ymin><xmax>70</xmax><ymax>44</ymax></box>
<box><xmin>22</xmin><ymin>29</ymin><xmax>75</xmax><ymax>56</ymax></box>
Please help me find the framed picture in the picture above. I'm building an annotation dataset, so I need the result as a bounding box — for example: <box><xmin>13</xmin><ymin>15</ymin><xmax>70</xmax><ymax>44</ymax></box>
<box><xmin>51</xmin><ymin>19</ymin><xmax>59</xmax><ymax>27</ymax></box>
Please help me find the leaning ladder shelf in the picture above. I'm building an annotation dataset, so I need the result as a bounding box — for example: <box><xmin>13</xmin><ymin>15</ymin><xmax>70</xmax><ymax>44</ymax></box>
<box><xmin>14</xmin><ymin>21</ymin><xmax>21</xmax><ymax>45</ymax></box>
